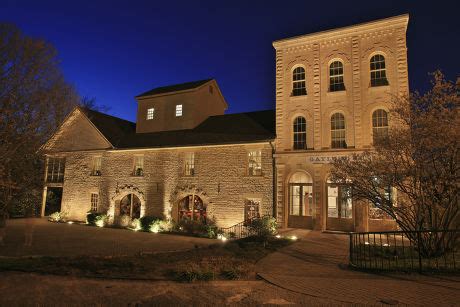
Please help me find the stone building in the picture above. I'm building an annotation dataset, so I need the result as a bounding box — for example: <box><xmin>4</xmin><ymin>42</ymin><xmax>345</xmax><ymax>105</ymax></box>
<box><xmin>41</xmin><ymin>79</ymin><xmax>275</xmax><ymax>228</ymax></box>
<box><xmin>272</xmin><ymin>14</ymin><xmax>409</xmax><ymax>231</ymax></box>
<box><xmin>41</xmin><ymin>14</ymin><xmax>410</xmax><ymax>232</ymax></box>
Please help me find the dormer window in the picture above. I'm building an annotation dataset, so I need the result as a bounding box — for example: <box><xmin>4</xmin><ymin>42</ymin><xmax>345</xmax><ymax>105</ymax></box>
<box><xmin>175</xmin><ymin>104</ymin><xmax>183</xmax><ymax>117</ymax></box>
<box><xmin>147</xmin><ymin>108</ymin><xmax>155</xmax><ymax>120</ymax></box>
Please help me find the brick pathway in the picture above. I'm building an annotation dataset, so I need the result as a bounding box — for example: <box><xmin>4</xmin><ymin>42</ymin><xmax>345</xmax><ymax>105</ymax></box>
<box><xmin>256</xmin><ymin>230</ymin><xmax>460</xmax><ymax>306</ymax></box>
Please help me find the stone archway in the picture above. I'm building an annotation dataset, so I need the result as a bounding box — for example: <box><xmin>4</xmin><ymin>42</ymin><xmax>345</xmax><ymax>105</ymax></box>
<box><xmin>108</xmin><ymin>184</ymin><xmax>146</xmax><ymax>224</ymax></box>
<box><xmin>169</xmin><ymin>185</ymin><xmax>209</xmax><ymax>223</ymax></box>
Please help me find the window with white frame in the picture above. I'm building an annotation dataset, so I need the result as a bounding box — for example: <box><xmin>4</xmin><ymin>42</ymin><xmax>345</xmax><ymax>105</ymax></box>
<box><xmin>175</xmin><ymin>104</ymin><xmax>183</xmax><ymax>117</ymax></box>
<box><xmin>46</xmin><ymin>157</ymin><xmax>65</xmax><ymax>183</ymax></box>
<box><xmin>248</xmin><ymin>150</ymin><xmax>262</xmax><ymax>176</ymax></box>
<box><xmin>91</xmin><ymin>156</ymin><xmax>102</xmax><ymax>176</ymax></box>
<box><xmin>146</xmin><ymin>108</ymin><xmax>155</xmax><ymax>120</ymax></box>
<box><xmin>244</xmin><ymin>198</ymin><xmax>261</xmax><ymax>221</ymax></box>
<box><xmin>133</xmin><ymin>155</ymin><xmax>144</xmax><ymax>176</ymax></box>
<box><xmin>292</xmin><ymin>67</ymin><xmax>307</xmax><ymax>96</ymax></box>
<box><xmin>90</xmin><ymin>193</ymin><xmax>98</xmax><ymax>212</ymax></box>
<box><xmin>293</xmin><ymin>116</ymin><xmax>307</xmax><ymax>150</ymax></box>
<box><xmin>372</xmin><ymin>109</ymin><xmax>389</xmax><ymax>143</ymax></box>
<box><xmin>184</xmin><ymin>152</ymin><xmax>195</xmax><ymax>176</ymax></box>
<box><xmin>329</xmin><ymin>61</ymin><xmax>345</xmax><ymax>92</ymax></box>
<box><xmin>370</xmin><ymin>54</ymin><xmax>389</xmax><ymax>87</ymax></box>
<box><xmin>331</xmin><ymin>113</ymin><xmax>346</xmax><ymax>148</ymax></box>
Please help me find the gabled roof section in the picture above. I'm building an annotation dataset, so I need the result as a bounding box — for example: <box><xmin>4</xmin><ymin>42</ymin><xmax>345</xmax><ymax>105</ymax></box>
<box><xmin>135</xmin><ymin>79</ymin><xmax>213</xmax><ymax>98</ymax></box>
<box><xmin>79</xmin><ymin>107</ymin><xmax>136</xmax><ymax>147</ymax></box>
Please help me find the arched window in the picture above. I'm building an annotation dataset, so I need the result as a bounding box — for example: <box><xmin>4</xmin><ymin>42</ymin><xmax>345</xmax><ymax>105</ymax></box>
<box><xmin>331</xmin><ymin>113</ymin><xmax>346</xmax><ymax>148</ymax></box>
<box><xmin>292</xmin><ymin>67</ymin><xmax>307</xmax><ymax>96</ymax></box>
<box><xmin>120</xmin><ymin>194</ymin><xmax>141</xmax><ymax>219</ymax></box>
<box><xmin>327</xmin><ymin>178</ymin><xmax>352</xmax><ymax>219</ymax></box>
<box><xmin>179</xmin><ymin>195</ymin><xmax>206</xmax><ymax>223</ymax></box>
<box><xmin>329</xmin><ymin>61</ymin><xmax>345</xmax><ymax>92</ymax></box>
<box><xmin>289</xmin><ymin>172</ymin><xmax>313</xmax><ymax>216</ymax></box>
<box><xmin>293</xmin><ymin>116</ymin><xmax>307</xmax><ymax>150</ymax></box>
<box><xmin>372</xmin><ymin>109</ymin><xmax>389</xmax><ymax>143</ymax></box>
<box><xmin>370</xmin><ymin>54</ymin><xmax>389</xmax><ymax>86</ymax></box>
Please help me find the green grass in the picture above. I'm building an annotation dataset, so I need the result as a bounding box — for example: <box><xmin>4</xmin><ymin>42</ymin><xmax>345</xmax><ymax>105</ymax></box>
<box><xmin>0</xmin><ymin>236</ymin><xmax>292</xmax><ymax>282</ymax></box>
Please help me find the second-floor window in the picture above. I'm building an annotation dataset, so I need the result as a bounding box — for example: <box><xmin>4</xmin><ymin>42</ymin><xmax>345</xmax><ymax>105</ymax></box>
<box><xmin>292</xmin><ymin>67</ymin><xmax>307</xmax><ymax>96</ymax></box>
<box><xmin>91</xmin><ymin>156</ymin><xmax>102</xmax><ymax>176</ymax></box>
<box><xmin>329</xmin><ymin>61</ymin><xmax>345</xmax><ymax>92</ymax></box>
<box><xmin>175</xmin><ymin>104</ymin><xmax>183</xmax><ymax>117</ymax></box>
<box><xmin>248</xmin><ymin>150</ymin><xmax>262</xmax><ymax>176</ymax></box>
<box><xmin>370</xmin><ymin>54</ymin><xmax>389</xmax><ymax>87</ymax></box>
<box><xmin>46</xmin><ymin>157</ymin><xmax>65</xmax><ymax>183</ymax></box>
<box><xmin>372</xmin><ymin>109</ymin><xmax>389</xmax><ymax>143</ymax></box>
<box><xmin>133</xmin><ymin>156</ymin><xmax>144</xmax><ymax>176</ymax></box>
<box><xmin>331</xmin><ymin>113</ymin><xmax>347</xmax><ymax>149</ymax></box>
<box><xmin>90</xmin><ymin>193</ymin><xmax>99</xmax><ymax>212</ymax></box>
<box><xmin>184</xmin><ymin>152</ymin><xmax>195</xmax><ymax>176</ymax></box>
<box><xmin>293</xmin><ymin>116</ymin><xmax>307</xmax><ymax>150</ymax></box>
<box><xmin>147</xmin><ymin>108</ymin><xmax>155</xmax><ymax>120</ymax></box>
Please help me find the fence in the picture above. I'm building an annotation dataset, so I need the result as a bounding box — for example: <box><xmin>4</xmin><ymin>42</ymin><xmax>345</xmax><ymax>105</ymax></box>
<box><xmin>219</xmin><ymin>215</ymin><xmax>273</xmax><ymax>240</ymax></box>
<box><xmin>349</xmin><ymin>230</ymin><xmax>459</xmax><ymax>273</ymax></box>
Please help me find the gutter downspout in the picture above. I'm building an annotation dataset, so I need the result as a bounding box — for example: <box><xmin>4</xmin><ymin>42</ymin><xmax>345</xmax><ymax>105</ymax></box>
<box><xmin>269</xmin><ymin>141</ymin><xmax>276</xmax><ymax>220</ymax></box>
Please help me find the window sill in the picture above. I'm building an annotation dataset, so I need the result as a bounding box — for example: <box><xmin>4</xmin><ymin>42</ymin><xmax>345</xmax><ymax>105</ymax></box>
<box><xmin>369</xmin><ymin>84</ymin><xmax>390</xmax><ymax>90</ymax></box>
<box><xmin>289</xmin><ymin>94</ymin><xmax>308</xmax><ymax>100</ymax></box>
<box><xmin>326</xmin><ymin>90</ymin><xmax>347</xmax><ymax>96</ymax></box>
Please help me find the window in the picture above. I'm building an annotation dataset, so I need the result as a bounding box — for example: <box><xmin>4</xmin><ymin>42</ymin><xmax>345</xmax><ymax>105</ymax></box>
<box><xmin>370</xmin><ymin>54</ymin><xmax>389</xmax><ymax>87</ymax></box>
<box><xmin>369</xmin><ymin>177</ymin><xmax>394</xmax><ymax>220</ymax></box>
<box><xmin>90</xmin><ymin>193</ymin><xmax>98</xmax><ymax>212</ymax></box>
<box><xmin>372</xmin><ymin>109</ymin><xmax>389</xmax><ymax>143</ymax></box>
<box><xmin>175</xmin><ymin>104</ymin><xmax>183</xmax><ymax>117</ymax></box>
<box><xmin>329</xmin><ymin>61</ymin><xmax>345</xmax><ymax>92</ymax></box>
<box><xmin>331</xmin><ymin>113</ymin><xmax>346</xmax><ymax>149</ymax></box>
<box><xmin>178</xmin><ymin>195</ymin><xmax>206</xmax><ymax>223</ymax></box>
<box><xmin>293</xmin><ymin>116</ymin><xmax>307</xmax><ymax>150</ymax></box>
<box><xmin>244</xmin><ymin>199</ymin><xmax>261</xmax><ymax>221</ymax></box>
<box><xmin>248</xmin><ymin>150</ymin><xmax>262</xmax><ymax>176</ymax></box>
<box><xmin>120</xmin><ymin>193</ymin><xmax>141</xmax><ymax>219</ymax></box>
<box><xmin>184</xmin><ymin>152</ymin><xmax>195</xmax><ymax>176</ymax></box>
<box><xmin>133</xmin><ymin>156</ymin><xmax>144</xmax><ymax>176</ymax></box>
<box><xmin>292</xmin><ymin>67</ymin><xmax>307</xmax><ymax>96</ymax></box>
<box><xmin>327</xmin><ymin>179</ymin><xmax>352</xmax><ymax>218</ymax></box>
<box><xmin>146</xmin><ymin>108</ymin><xmax>155</xmax><ymax>120</ymax></box>
<box><xmin>289</xmin><ymin>172</ymin><xmax>313</xmax><ymax>216</ymax></box>
<box><xmin>91</xmin><ymin>156</ymin><xmax>102</xmax><ymax>176</ymax></box>
<box><xmin>46</xmin><ymin>157</ymin><xmax>65</xmax><ymax>183</ymax></box>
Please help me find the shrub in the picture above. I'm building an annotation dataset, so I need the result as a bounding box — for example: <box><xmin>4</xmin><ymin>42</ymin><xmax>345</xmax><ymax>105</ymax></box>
<box><xmin>177</xmin><ymin>219</ymin><xmax>208</xmax><ymax>235</ymax></box>
<box><xmin>48</xmin><ymin>211</ymin><xmax>68</xmax><ymax>223</ymax></box>
<box><xmin>172</xmin><ymin>263</ymin><xmax>214</xmax><ymax>282</ymax></box>
<box><xmin>117</xmin><ymin>214</ymin><xmax>132</xmax><ymax>228</ymax></box>
<box><xmin>86</xmin><ymin>212</ymin><xmax>108</xmax><ymax>227</ymax></box>
<box><xmin>130</xmin><ymin>218</ymin><xmax>141</xmax><ymax>231</ymax></box>
<box><xmin>139</xmin><ymin>216</ymin><xmax>161</xmax><ymax>232</ymax></box>
<box><xmin>248</xmin><ymin>216</ymin><xmax>277</xmax><ymax>238</ymax></box>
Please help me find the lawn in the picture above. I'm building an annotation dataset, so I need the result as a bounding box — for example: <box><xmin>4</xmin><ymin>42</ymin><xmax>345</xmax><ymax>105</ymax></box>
<box><xmin>0</xmin><ymin>236</ymin><xmax>292</xmax><ymax>282</ymax></box>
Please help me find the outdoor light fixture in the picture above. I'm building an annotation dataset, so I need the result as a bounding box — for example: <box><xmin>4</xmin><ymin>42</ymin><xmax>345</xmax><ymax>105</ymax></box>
<box><xmin>67</xmin><ymin>221</ymin><xmax>74</xmax><ymax>224</ymax></box>
<box><xmin>95</xmin><ymin>220</ymin><xmax>105</xmax><ymax>228</ymax></box>
<box><xmin>364</xmin><ymin>241</ymin><xmax>370</xmax><ymax>245</ymax></box>
<box><xmin>290</xmin><ymin>235</ymin><xmax>297</xmax><ymax>241</ymax></box>
<box><xmin>275</xmin><ymin>235</ymin><xmax>281</xmax><ymax>238</ymax></box>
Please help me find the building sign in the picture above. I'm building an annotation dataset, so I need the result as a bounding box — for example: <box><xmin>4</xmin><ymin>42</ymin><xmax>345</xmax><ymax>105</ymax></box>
<box><xmin>308</xmin><ymin>155</ymin><xmax>351</xmax><ymax>164</ymax></box>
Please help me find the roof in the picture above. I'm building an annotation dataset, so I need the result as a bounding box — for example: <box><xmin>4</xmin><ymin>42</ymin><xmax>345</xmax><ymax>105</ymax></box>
<box><xmin>81</xmin><ymin>108</ymin><xmax>275</xmax><ymax>149</ymax></box>
<box><xmin>135</xmin><ymin>79</ymin><xmax>213</xmax><ymax>98</ymax></box>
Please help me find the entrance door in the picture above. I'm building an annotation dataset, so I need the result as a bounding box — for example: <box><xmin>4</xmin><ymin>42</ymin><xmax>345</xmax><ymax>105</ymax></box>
<box><xmin>288</xmin><ymin>172</ymin><xmax>314</xmax><ymax>228</ymax></box>
<box><xmin>45</xmin><ymin>187</ymin><xmax>63</xmax><ymax>216</ymax></box>
<box><xmin>326</xmin><ymin>180</ymin><xmax>353</xmax><ymax>231</ymax></box>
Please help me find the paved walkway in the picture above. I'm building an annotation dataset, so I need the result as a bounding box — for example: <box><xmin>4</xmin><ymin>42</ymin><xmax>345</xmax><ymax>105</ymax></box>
<box><xmin>257</xmin><ymin>230</ymin><xmax>460</xmax><ymax>305</ymax></box>
<box><xmin>0</xmin><ymin>218</ymin><xmax>213</xmax><ymax>257</ymax></box>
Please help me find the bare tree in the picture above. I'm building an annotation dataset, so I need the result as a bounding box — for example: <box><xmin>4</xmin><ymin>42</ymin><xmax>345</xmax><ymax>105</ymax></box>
<box><xmin>0</xmin><ymin>23</ymin><xmax>79</xmax><ymax>217</ymax></box>
<box><xmin>331</xmin><ymin>71</ymin><xmax>459</xmax><ymax>256</ymax></box>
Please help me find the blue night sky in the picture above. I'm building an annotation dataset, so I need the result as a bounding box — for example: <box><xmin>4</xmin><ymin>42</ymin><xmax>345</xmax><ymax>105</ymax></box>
<box><xmin>1</xmin><ymin>0</ymin><xmax>458</xmax><ymax>122</ymax></box>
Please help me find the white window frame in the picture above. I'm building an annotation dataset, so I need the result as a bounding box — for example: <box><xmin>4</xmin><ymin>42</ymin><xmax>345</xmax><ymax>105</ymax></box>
<box><xmin>90</xmin><ymin>193</ymin><xmax>99</xmax><ymax>212</ymax></box>
<box><xmin>372</xmin><ymin>109</ymin><xmax>389</xmax><ymax>143</ymax></box>
<box><xmin>329</xmin><ymin>60</ymin><xmax>345</xmax><ymax>92</ymax></box>
<box><xmin>292</xmin><ymin>66</ymin><xmax>307</xmax><ymax>96</ymax></box>
<box><xmin>331</xmin><ymin>113</ymin><xmax>346</xmax><ymax>149</ymax></box>
<box><xmin>91</xmin><ymin>156</ymin><xmax>102</xmax><ymax>176</ymax></box>
<box><xmin>146</xmin><ymin>108</ymin><xmax>155</xmax><ymax>120</ymax></box>
<box><xmin>248</xmin><ymin>150</ymin><xmax>262</xmax><ymax>176</ymax></box>
<box><xmin>133</xmin><ymin>155</ymin><xmax>144</xmax><ymax>176</ymax></box>
<box><xmin>370</xmin><ymin>54</ymin><xmax>389</xmax><ymax>87</ymax></box>
<box><xmin>175</xmin><ymin>104</ymin><xmax>183</xmax><ymax>117</ymax></box>
<box><xmin>184</xmin><ymin>152</ymin><xmax>195</xmax><ymax>176</ymax></box>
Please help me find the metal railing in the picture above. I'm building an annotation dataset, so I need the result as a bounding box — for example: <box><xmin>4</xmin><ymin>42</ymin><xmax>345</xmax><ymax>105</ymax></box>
<box><xmin>349</xmin><ymin>230</ymin><xmax>459</xmax><ymax>273</ymax></box>
<box><xmin>219</xmin><ymin>215</ymin><xmax>272</xmax><ymax>240</ymax></box>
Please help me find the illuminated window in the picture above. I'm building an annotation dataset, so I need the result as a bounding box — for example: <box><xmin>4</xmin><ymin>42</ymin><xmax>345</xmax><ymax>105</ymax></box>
<box><xmin>331</xmin><ymin>113</ymin><xmax>346</xmax><ymax>148</ymax></box>
<box><xmin>329</xmin><ymin>61</ymin><xmax>345</xmax><ymax>92</ymax></box>
<box><xmin>46</xmin><ymin>157</ymin><xmax>65</xmax><ymax>183</ymax></box>
<box><xmin>293</xmin><ymin>116</ymin><xmax>306</xmax><ymax>150</ymax></box>
<box><xmin>248</xmin><ymin>150</ymin><xmax>262</xmax><ymax>176</ymax></box>
<box><xmin>244</xmin><ymin>198</ymin><xmax>261</xmax><ymax>221</ymax></box>
<box><xmin>327</xmin><ymin>179</ymin><xmax>352</xmax><ymax>218</ymax></box>
<box><xmin>146</xmin><ymin>108</ymin><xmax>154</xmax><ymax>120</ymax></box>
<box><xmin>90</xmin><ymin>193</ymin><xmax>98</xmax><ymax>212</ymax></box>
<box><xmin>184</xmin><ymin>152</ymin><xmax>195</xmax><ymax>176</ymax></box>
<box><xmin>133</xmin><ymin>156</ymin><xmax>144</xmax><ymax>176</ymax></box>
<box><xmin>91</xmin><ymin>156</ymin><xmax>102</xmax><ymax>176</ymax></box>
<box><xmin>175</xmin><ymin>104</ymin><xmax>183</xmax><ymax>117</ymax></box>
<box><xmin>372</xmin><ymin>109</ymin><xmax>389</xmax><ymax>143</ymax></box>
<box><xmin>292</xmin><ymin>67</ymin><xmax>307</xmax><ymax>96</ymax></box>
<box><xmin>289</xmin><ymin>172</ymin><xmax>313</xmax><ymax>216</ymax></box>
<box><xmin>370</xmin><ymin>54</ymin><xmax>389</xmax><ymax>87</ymax></box>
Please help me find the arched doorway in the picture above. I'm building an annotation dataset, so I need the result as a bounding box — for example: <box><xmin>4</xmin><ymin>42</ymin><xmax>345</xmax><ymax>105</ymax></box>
<box><xmin>178</xmin><ymin>195</ymin><xmax>206</xmax><ymax>223</ymax></box>
<box><xmin>120</xmin><ymin>193</ymin><xmax>141</xmax><ymax>219</ymax></box>
<box><xmin>288</xmin><ymin>171</ymin><xmax>313</xmax><ymax>228</ymax></box>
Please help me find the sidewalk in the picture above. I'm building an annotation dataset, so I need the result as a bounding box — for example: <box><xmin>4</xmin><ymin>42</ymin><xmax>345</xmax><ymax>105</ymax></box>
<box><xmin>256</xmin><ymin>230</ymin><xmax>460</xmax><ymax>305</ymax></box>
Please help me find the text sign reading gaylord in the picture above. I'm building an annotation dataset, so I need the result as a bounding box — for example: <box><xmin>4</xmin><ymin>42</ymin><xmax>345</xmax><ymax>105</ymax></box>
<box><xmin>308</xmin><ymin>155</ymin><xmax>351</xmax><ymax>164</ymax></box>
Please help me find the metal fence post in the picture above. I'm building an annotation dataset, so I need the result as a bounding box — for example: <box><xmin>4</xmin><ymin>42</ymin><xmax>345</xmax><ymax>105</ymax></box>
<box><xmin>417</xmin><ymin>231</ymin><xmax>423</xmax><ymax>273</ymax></box>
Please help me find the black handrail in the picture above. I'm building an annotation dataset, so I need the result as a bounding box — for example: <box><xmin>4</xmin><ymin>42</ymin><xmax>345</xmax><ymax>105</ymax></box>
<box><xmin>219</xmin><ymin>215</ymin><xmax>272</xmax><ymax>240</ymax></box>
